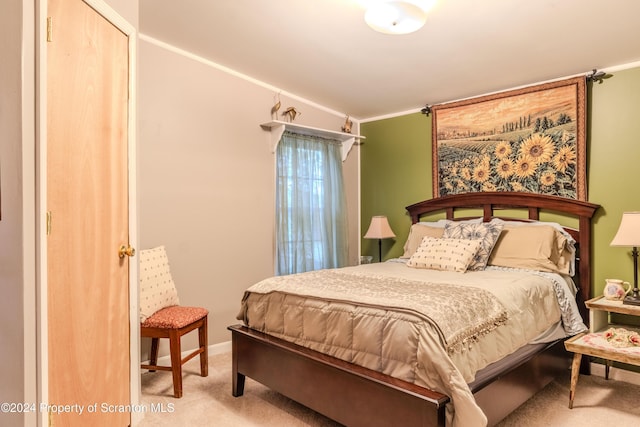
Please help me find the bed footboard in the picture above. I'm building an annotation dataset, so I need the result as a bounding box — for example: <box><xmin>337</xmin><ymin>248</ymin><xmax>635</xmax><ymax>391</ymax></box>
<box><xmin>229</xmin><ymin>325</ymin><xmax>449</xmax><ymax>427</ymax></box>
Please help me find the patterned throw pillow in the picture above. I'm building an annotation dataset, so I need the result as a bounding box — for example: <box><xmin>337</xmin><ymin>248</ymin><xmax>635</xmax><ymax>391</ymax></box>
<box><xmin>406</xmin><ymin>237</ymin><xmax>482</xmax><ymax>273</ymax></box>
<box><xmin>443</xmin><ymin>219</ymin><xmax>504</xmax><ymax>270</ymax></box>
<box><xmin>139</xmin><ymin>246</ymin><xmax>180</xmax><ymax>322</ymax></box>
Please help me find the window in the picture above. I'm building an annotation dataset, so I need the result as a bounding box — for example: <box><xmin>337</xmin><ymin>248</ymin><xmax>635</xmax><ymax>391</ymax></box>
<box><xmin>276</xmin><ymin>131</ymin><xmax>348</xmax><ymax>275</ymax></box>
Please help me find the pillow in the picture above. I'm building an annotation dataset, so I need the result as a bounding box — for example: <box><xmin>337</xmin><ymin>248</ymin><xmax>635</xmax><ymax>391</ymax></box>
<box><xmin>139</xmin><ymin>245</ymin><xmax>180</xmax><ymax>322</ymax></box>
<box><xmin>496</xmin><ymin>220</ymin><xmax>576</xmax><ymax>274</ymax></box>
<box><xmin>488</xmin><ymin>225</ymin><xmax>571</xmax><ymax>274</ymax></box>
<box><xmin>401</xmin><ymin>223</ymin><xmax>445</xmax><ymax>258</ymax></box>
<box><xmin>406</xmin><ymin>237</ymin><xmax>482</xmax><ymax>273</ymax></box>
<box><xmin>401</xmin><ymin>217</ymin><xmax>485</xmax><ymax>259</ymax></box>
<box><xmin>497</xmin><ymin>219</ymin><xmax>576</xmax><ymax>245</ymax></box>
<box><xmin>555</xmin><ymin>244</ymin><xmax>574</xmax><ymax>275</ymax></box>
<box><xmin>443</xmin><ymin>219</ymin><xmax>504</xmax><ymax>270</ymax></box>
<box><xmin>417</xmin><ymin>217</ymin><xmax>483</xmax><ymax>227</ymax></box>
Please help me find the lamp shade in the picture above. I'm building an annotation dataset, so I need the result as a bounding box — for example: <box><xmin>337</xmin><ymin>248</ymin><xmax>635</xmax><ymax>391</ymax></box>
<box><xmin>611</xmin><ymin>212</ymin><xmax>640</xmax><ymax>247</ymax></box>
<box><xmin>364</xmin><ymin>216</ymin><xmax>396</xmax><ymax>239</ymax></box>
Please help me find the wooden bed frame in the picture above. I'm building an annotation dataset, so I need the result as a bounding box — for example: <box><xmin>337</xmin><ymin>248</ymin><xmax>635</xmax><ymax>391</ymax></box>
<box><xmin>229</xmin><ymin>192</ymin><xmax>599</xmax><ymax>427</ymax></box>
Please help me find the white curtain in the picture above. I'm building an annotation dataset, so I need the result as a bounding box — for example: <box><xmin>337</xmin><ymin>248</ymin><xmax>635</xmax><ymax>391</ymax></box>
<box><xmin>276</xmin><ymin>131</ymin><xmax>349</xmax><ymax>275</ymax></box>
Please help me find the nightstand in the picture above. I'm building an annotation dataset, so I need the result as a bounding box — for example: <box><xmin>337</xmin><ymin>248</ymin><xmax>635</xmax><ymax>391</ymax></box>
<box><xmin>564</xmin><ymin>296</ymin><xmax>640</xmax><ymax>408</ymax></box>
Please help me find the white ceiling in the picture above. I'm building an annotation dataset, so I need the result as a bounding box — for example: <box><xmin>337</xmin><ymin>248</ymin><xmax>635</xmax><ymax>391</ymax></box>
<box><xmin>139</xmin><ymin>0</ymin><xmax>640</xmax><ymax>120</ymax></box>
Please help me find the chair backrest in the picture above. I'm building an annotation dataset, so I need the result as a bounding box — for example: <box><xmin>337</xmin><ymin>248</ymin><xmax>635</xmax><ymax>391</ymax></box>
<box><xmin>139</xmin><ymin>245</ymin><xmax>180</xmax><ymax>322</ymax></box>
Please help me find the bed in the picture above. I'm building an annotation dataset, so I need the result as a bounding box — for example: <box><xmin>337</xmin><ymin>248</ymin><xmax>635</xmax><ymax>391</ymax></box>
<box><xmin>229</xmin><ymin>192</ymin><xmax>599</xmax><ymax>427</ymax></box>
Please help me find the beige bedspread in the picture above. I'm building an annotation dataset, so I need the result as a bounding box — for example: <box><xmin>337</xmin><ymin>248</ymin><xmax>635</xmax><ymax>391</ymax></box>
<box><xmin>239</xmin><ymin>262</ymin><xmax>579</xmax><ymax>427</ymax></box>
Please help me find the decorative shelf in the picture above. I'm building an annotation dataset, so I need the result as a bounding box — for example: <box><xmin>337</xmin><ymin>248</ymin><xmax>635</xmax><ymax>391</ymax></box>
<box><xmin>260</xmin><ymin>120</ymin><xmax>365</xmax><ymax>161</ymax></box>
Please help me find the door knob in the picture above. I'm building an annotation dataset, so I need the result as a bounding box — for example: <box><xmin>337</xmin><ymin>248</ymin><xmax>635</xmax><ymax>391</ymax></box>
<box><xmin>118</xmin><ymin>245</ymin><xmax>136</xmax><ymax>259</ymax></box>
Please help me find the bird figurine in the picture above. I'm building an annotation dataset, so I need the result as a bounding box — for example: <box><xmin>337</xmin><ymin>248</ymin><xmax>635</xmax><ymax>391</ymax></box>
<box><xmin>282</xmin><ymin>107</ymin><xmax>301</xmax><ymax>122</ymax></box>
<box><xmin>270</xmin><ymin>92</ymin><xmax>281</xmax><ymax>120</ymax></box>
<box><xmin>341</xmin><ymin>115</ymin><xmax>353</xmax><ymax>133</ymax></box>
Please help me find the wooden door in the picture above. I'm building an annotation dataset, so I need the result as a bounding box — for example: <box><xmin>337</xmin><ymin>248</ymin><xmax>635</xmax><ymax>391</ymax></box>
<box><xmin>47</xmin><ymin>0</ymin><xmax>131</xmax><ymax>425</ymax></box>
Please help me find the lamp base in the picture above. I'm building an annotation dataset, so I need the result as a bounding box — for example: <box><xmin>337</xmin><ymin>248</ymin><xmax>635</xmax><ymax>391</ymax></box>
<box><xmin>623</xmin><ymin>291</ymin><xmax>640</xmax><ymax>306</ymax></box>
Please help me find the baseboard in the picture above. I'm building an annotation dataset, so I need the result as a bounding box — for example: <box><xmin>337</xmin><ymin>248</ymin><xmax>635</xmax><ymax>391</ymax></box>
<box><xmin>590</xmin><ymin>361</ymin><xmax>640</xmax><ymax>386</ymax></box>
<box><xmin>140</xmin><ymin>340</ymin><xmax>231</xmax><ymax>372</ymax></box>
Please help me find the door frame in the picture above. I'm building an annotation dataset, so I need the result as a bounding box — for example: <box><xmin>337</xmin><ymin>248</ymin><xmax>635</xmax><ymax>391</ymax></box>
<box><xmin>36</xmin><ymin>0</ymin><xmax>139</xmax><ymax>425</ymax></box>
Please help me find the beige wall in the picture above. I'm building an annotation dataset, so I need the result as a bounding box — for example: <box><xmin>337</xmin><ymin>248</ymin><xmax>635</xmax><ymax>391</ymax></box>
<box><xmin>103</xmin><ymin>0</ymin><xmax>138</xmax><ymax>26</ymax></box>
<box><xmin>0</xmin><ymin>1</ymin><xmax>27</xmax><ymax>426</ymax></box>
<box><xmin>138</xmin><ymin>38</ymin><xmax>361</xmax><ymax>355</ymax></box>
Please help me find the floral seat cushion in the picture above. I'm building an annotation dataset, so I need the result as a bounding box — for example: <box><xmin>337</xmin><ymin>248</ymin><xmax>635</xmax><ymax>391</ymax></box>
<box><xmin>141</xmin><ymin>306</ymin><xmax>208</xmax><ymax>329</ymax></box>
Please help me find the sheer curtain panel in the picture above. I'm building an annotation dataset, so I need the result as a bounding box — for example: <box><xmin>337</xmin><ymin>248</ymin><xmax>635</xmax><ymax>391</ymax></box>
<box><xmin>276</xmin><ymin>131</ymin><xmax>349</xmax><ymax>275</ymax></box>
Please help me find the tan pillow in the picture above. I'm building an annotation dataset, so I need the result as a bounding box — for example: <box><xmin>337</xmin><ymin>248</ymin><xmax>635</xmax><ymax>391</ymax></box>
<box><xmin>555</xmin><ymin>244</ymin><xmax>574</xmax><ymax>275</ymax></box>
<box><xmin>401</xmin><ymin>223</ymin><xmax>445</xmax><ymax>258</ymax></box>
<box><xmin>139</xmin><ymin>245</ymin><xmax>180</xmax><ymax>322</ymax></box>
<box><xmin>488</xmin><ymin>225</ymin><xmax>569</xmax><ymax>273</ymax></box>
<box><xmin>407</xmin><ymin>237</ymin><xmax>482</xmax><ymax>273</ymax></box>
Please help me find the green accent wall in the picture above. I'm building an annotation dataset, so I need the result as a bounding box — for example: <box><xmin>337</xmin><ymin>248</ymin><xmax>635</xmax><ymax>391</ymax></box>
<box><xmin>361</xmin><ymin>113</ymin><xmax>432</xmax><ymax>261</ymax></box>
<box><xmin>361</xmin><ymin>66</ymin><xmax>640</xmax><ymax>301</ymax></box>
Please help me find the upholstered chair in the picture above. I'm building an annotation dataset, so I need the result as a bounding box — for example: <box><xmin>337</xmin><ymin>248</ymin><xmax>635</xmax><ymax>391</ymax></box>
<box><xmin>139</xmin><ymin>246</ymin><xmax>208</xmax><ymax>398</ymax></box>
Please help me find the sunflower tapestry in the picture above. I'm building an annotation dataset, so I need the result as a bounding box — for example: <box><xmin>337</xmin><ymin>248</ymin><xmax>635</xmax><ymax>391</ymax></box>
<box><xmin>432</xmin><ymin>77</ymin><xmax>586</xmax><ymax>200</ymax></box>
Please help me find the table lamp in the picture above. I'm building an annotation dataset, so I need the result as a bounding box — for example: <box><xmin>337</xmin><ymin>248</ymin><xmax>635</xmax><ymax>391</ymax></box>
<box><xmin>364</xmin><ymin>216</ymin><xmax>395</xmax><ymax>262</ymax></box>
<box><xmin>610</xmin><ymin>212</ymin><xmax>640</xmax><ymax>306</ymax></box>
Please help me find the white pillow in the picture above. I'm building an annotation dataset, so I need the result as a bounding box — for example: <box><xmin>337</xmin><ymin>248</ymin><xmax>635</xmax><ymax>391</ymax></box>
<box><xmin>401</xmin><ymin>219</ymin><xmax>483</xmax><ymax>259</ymax></box>
<box><xmin>443</xmin><ymin>219</ymin><xmax>504</xmax><ymax>271</ymax></box>
<box><xmin>139</xmin><ymin>245</ymin><xmax>180</xmax><ymax>322</ymax></box>
<box><xmin>406</xmin><ymin>237</ymin><xmax>482</xmax><ymax>273</ymax></box>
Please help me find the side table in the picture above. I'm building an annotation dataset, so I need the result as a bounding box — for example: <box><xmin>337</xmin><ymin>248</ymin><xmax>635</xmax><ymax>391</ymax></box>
<box><xmin>564</xmin><ymin>296</ymin><xmax>640</xmax><ymax>409</ymax></box>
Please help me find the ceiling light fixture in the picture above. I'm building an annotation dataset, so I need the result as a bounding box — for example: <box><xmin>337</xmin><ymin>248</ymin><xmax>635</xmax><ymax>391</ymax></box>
<box><xmin>365</xmin><ymin>0</ymin><xmax>434</xmax><ymax>35</ymax></box>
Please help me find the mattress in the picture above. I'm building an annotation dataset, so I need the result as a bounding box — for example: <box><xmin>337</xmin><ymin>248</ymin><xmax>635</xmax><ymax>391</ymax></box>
<box><xmin>238</xmin><ymin>261</ymin><xmax>586</xmax><ymax>427</ymax></box>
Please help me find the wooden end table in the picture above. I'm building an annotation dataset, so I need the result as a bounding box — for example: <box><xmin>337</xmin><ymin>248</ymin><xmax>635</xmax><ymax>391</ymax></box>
<box><xmin>564</xmin><ymin>296</ymin><xmax>640</xmax><ymax>409</ymax></box>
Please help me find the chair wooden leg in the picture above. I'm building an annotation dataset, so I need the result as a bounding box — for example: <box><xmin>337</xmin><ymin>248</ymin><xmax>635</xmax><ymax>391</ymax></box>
<box><xmin>149</xmin><ymin>338</ymin><xmax>160</xmax><ymax>373</ymax></box>
<box><xmin>169</xmin><ymin>329</ymin><xmax>183</xmax><ymax>398</ymax></box>
<box><xmin>199</xmin><ymin>317</ymin><xmax>209</xmax><ymax>377</ymax></box>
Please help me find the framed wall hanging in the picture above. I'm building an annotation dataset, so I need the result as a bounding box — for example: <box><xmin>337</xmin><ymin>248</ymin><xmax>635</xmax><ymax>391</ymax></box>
<box><xmin>432</xmin><ymin>76</ymin><xmax>586</xmax><ymax>200</ymax></box>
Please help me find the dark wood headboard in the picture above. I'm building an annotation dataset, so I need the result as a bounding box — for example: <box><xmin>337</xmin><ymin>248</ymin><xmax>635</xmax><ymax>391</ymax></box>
<box><xmin>405</xmin><ymin>192</ymin><xmax>600</xmax><ymax>318</ymax></box>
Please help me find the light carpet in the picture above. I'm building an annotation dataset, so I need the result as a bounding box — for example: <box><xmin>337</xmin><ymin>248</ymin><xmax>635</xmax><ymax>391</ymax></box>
<box><xmin>139</xmin><ymin>351</ymin><xmax>640</xmax><ymax>426</ymax></box>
